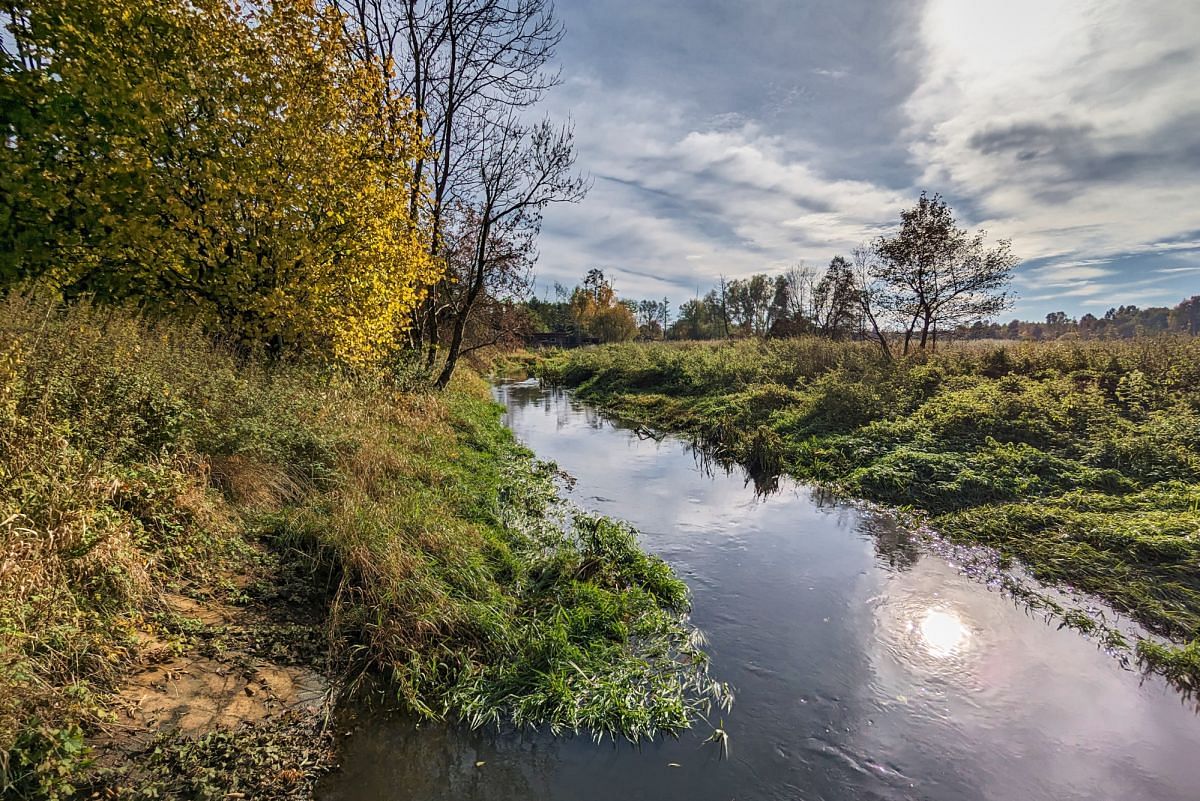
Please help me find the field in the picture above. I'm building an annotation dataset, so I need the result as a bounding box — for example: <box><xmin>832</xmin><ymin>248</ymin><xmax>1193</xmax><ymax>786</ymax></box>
<box><xmin>538</xmin><ymin>337</ymin><xmax>1200</xmax><ymax>690</ymax></box>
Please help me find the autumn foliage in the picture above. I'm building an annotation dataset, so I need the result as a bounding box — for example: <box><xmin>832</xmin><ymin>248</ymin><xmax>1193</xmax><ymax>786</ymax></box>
<box><xmin>1</xmin><ymin>0</ymin><xmax>438</xmax><ymax>364</ymax></box>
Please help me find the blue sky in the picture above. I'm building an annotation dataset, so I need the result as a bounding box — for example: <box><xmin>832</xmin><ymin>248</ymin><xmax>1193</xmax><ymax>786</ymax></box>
<box><xmin>531</xmin><ymin>0</ymin><xmax>1200</xmax><ymax>320</ymax></box>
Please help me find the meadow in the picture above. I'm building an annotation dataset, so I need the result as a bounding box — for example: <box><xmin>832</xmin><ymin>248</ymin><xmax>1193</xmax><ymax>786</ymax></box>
<box><xmin>538</xmin><ymin>337</ymin><xmax>1200</xmax><ymax>690</ymax></box>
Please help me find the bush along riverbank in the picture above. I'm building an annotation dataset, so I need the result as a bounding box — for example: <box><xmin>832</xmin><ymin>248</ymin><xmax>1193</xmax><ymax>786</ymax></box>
<box><xmin>537</xmin><ymin>338</ymin><xmax>1200</xmax><ymax>692</ymax></box>
<box><xmin>0</xmin><ymin>298</ymin><xmax>724</xmax><ymax>799</ymax></box>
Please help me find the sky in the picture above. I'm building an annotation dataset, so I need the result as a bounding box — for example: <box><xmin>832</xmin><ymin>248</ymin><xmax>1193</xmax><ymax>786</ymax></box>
<box><xmin>530</xmin><ymin>0</ymin><xmax>1200</xmax><ymax>321</ymax></box>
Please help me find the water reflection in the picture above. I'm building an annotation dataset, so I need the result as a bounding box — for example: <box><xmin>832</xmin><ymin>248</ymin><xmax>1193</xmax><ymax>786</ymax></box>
<box><xmin>917</xmin><ymin>609</ymin><xmax>971</xmax><ymax>658</ymax></box>
<box><xmin>689</xmin><ymin>440</ymin><xmax>781</xmax><ymax>497</ymax></box>
<box><xmin>319</xmin><ymin>380</ymin><xmax>1200</xmax><ymax>801</ymax></box>
<box><xmin>859</xmin><ymin>512</ymin><xmax>922</xmax><ymax>572</ymax></box>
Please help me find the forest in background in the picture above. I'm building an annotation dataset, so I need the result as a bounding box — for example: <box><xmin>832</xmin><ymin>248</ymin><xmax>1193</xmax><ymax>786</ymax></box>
<box><xmin>526</xmin><ymin>268</ymin><xmax>1200</xmax><ymax>346</ymax></box>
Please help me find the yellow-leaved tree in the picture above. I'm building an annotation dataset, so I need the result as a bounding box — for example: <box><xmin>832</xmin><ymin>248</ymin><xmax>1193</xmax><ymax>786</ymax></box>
<box><xmin>569</xmin><ymin>269</ymin><xmax>637</xmax><ymax>343</ymax></box>
<box><xmin>1</xmin><ymin>0</ymin><xmax>438</xmax><ymax>364</ymax></box>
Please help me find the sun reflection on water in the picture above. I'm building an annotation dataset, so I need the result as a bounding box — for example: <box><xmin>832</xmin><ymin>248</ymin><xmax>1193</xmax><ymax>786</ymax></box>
<box><xmin>916</xmin><ymin>608</ymin><xmax>970</xmax><ymax>658</ymax></box>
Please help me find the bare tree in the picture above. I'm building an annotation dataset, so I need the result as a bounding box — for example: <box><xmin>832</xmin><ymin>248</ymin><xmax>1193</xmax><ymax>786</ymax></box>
<box><xmin>433</xmin><ymin>117</ymin><xmax>586</xmax><ymax>387</ymax></box>
<box><xmin>716</xmin><ymin>274</ymin><xmax>732</xmax><ymax>338</ymax></box>
<box><xmin>782</xmin><ymin>263</ymin><xmax>818</xmax><ymax>319</ymax></box>
<box><xmin>336</xmin><ymin>0</ymin><xmax>567</xmax><ymax>371</ymax></box>
<box><xmin>851</xmin><ymin>246</ymin><xmax>893</xmax><ymax>360</ymax></box>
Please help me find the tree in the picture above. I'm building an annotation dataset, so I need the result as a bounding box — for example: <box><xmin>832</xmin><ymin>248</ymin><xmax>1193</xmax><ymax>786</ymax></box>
<box><xmin>1170</xmin><ymin>296</ymin><xmax>1200</xmax><ymax>335</ymax></box>
<box><xmin>670</xmin><ymin>295</ymin><xmax>724</xmax><ymax>340</ymax></box>
<box><xmin>812</xmin><ymin>256</ymin><xmax>860</xmax><ymax>339</ymax></box>
<box><xmin>1</xmin><ymin>0</ymin><xmax>436</xmax><ymax>364</ymax></box>
<box><xmin>336</xmin><ymin>0</ymin><xmax>570</xmax><ymax>375</ymax></box>
<box><xmin>716</xmin><ymin>274</ymin><xmax>732</xmax><ymax>338</ymax></box>
<box><xmin>851</xmin><ymin>246</ymin><xmax>893</xmax><ymax>359</ymax></box>
<box><xmin>433</xmin><ymin>118</ymin><xmax>586</xmax><ymax>387</ymax></box>
<box><xmin>870</xmin><ymin>193</ymin><xmax>1017</xmax><ymax>353</ymax></box>
<box><xmin>568</xmin><ymin>270</ymin><xmax>636</xmax><ymax>343</ymax></box>
<box><xmin>634</xmin><ymin>298</ymin><xmax>670</xmax><ymax>340</ymax></box>
<box><xmin>767</xmin><ymin>275</ymin><xmax>791</xmax><ymax>331</ymax></box>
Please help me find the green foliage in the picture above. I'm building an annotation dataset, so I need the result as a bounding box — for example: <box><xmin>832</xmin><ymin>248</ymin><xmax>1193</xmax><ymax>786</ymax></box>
<box><xmin>1138</xmin><ymin>639</ymin><xmax>1200</xmax><ymax>694</ymax></box>
<box><xmin>540</xmin><ymin>337</ymin><xmax>1200</xmax><ymax>690</ymax></box>
<box><xmin>2</xmin><ymin>724</ymin><xmax>88</xmax><ymax>801</ymax></box>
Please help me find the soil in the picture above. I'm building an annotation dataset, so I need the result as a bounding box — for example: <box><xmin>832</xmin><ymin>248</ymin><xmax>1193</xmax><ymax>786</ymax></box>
<box><xmin>84</xmin><ymin>549</ymin><xmax>340</xmax><ymax>799</ymax></box>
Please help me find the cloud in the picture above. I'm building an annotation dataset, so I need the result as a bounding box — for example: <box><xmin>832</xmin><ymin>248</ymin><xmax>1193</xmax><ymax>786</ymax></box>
<box><xmin>1148</xmin><ymin>239</ymin><xmax>1200</xmax><ymax>253</ymax></box>
<box><xmin>1017</xmin><ymin>260</ymin><xmax>1115</xmax><ymax>287</ymax></box>
<box><xmin>904</xmin><ymin>0</ymin><xmax>1200</xmax><ymax>261</ymax></box>
<box><xmin>535</xmin><ymin>79</ymin><xmax>910</xmax><ymax>299</ymax></box>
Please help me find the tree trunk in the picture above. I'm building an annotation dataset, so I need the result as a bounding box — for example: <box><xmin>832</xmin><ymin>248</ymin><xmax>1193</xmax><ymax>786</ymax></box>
<box><xmin>434</xmin><ymin>212</ymin><xmax>491</xmax><ymax>389</ymax></box>
<box><xmin>423</xmin><ymin>292</ymin><xmax>439</xmax><ymax>368</ymax></box>
<box><xmin>863</xmin><ymin>311</ymin><xmax>892</xmax><ymax>361</ymax></box>
<box><xmin>433</xmin><ymin>306</ymin><xmax>468</xmax><ymax>388</ymax></box>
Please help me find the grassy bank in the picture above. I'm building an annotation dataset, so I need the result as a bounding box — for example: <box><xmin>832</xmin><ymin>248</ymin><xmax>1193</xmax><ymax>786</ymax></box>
<box><xmin>0</xmin><ymin>298</ymin><xmax>720</xmax><ymax>798</ymax></box>
<box><xmin>538</xmin><ymin>338</ymin><xmax>1200</xmax><ymax>690</ymax></box>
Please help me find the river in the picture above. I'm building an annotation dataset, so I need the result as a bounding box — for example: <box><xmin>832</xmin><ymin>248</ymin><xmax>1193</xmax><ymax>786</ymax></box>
<box><xmin>319</xmin><ymin>379</ymin><xmax>1200</xmax><ymax>801</ymax></box>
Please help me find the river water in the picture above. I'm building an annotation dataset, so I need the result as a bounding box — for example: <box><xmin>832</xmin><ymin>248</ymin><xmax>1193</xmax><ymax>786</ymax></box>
<box><xmin>320</xmin><ymin>379</ymin><xmax>1200</xmax><ymax>801</ymax></box>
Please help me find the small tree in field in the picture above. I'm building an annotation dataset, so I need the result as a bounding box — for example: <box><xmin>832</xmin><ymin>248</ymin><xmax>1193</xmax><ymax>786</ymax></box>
<box><xmin>870</xmin><ymin>193</ymin><xmax>1017</xmax><ymax>354</ymax></box>
<box><xmin>568</xmin><ymin>270</ymin><xmax>637</xmax><ymax>343</ymax></box>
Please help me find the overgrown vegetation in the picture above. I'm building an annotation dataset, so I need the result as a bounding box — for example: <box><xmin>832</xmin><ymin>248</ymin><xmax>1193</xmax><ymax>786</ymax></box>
<box><xmin>0</xmin><ymin>298</ymin><xmax>721</xmax><ymax>797</ymax></box>
<box><xmin>539</xmin><ymin>337</ymin><xmax>1200</xmax><ymax>690</ymax></box>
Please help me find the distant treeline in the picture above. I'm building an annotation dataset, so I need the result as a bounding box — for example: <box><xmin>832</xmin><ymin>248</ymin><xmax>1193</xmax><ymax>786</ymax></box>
<box><xmin>528</xmin><ymin>266</ymin><xmax>1200</xmax><ymax>346</ymax></box>
<box><xmin>531</xmin><ymin>193</ymin><xmax>1027</xmax><ymax>355</ymax></box>
<box><xmin>959</xmin><ymin>300</ymin><xmax>1200</xmax><ymax>341</ymax></box>
<box><xmin>526</xmin><ymin>208</ymin><xmax>1197</xmax><ymax>348</ymax></box>
<box><xmin>649</xmin><ymin>277</ymin><xmax>1200</xmax><ymax>344</ymax></box>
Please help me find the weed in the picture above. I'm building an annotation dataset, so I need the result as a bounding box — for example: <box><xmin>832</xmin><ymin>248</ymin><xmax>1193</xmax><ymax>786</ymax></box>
<box><xmin>1</xmin><ymin>298</ymin><xmax>722</xmax><ymax>796</ymax></box>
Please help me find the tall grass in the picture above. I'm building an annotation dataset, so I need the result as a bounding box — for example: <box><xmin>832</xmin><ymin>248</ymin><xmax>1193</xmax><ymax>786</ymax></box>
<box><xmin>1</xmin><ymin>298</ymin><xmax>722</xmax><ymax>795</ymax></box>
<box><xmin>539</xmin><ymin>337</ymin><xmax>1200</xmax><ymax>688</ymax></box>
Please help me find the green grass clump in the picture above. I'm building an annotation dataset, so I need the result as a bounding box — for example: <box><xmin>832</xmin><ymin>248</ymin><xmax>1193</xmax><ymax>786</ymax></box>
<box><xmin>1</xmin><ymin>298</ymin><xmax>721</xmax><ymax>796</ymax></box>
<box><xmin>538</xmin><ymin>337</ymin><xmax>1200</xmax><ymax>691</ymax></box>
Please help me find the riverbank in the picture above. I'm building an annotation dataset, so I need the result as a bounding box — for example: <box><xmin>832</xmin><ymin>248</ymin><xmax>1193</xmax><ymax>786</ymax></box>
<box><xmin>536</xmin><ymin>338</ymin><xmax>1200</xmax><ymax>691</ymax></box>
<box><xmin>0</xmin><ymin>299</ymin><xmax>718</xmax><ymax>798</ymax></box>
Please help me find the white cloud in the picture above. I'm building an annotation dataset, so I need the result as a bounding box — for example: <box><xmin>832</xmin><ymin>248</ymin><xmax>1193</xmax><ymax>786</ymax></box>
<box><xmin>1148</xmin><ymin>239</ymin><xmax>1200</xmax><ymax>253</ymax></box>
<box><xmin>536</xmin><ymin>79</ymin><xmax>908</xmax><ymax>298</ymax></box>
<box><xmin>904</xmin><ymin>0</ymin><xmax>1200</xmax><ymax>260</ymax></box>
<box><xmin>531</xmin><ymin>3</ymin><xmax>1200</xmax><ymax>313</ymax></box>
<box><xmin>1018</xmin><ymin>261</ymin><xmax>1115</xmax><ymax>288</ymax></box>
